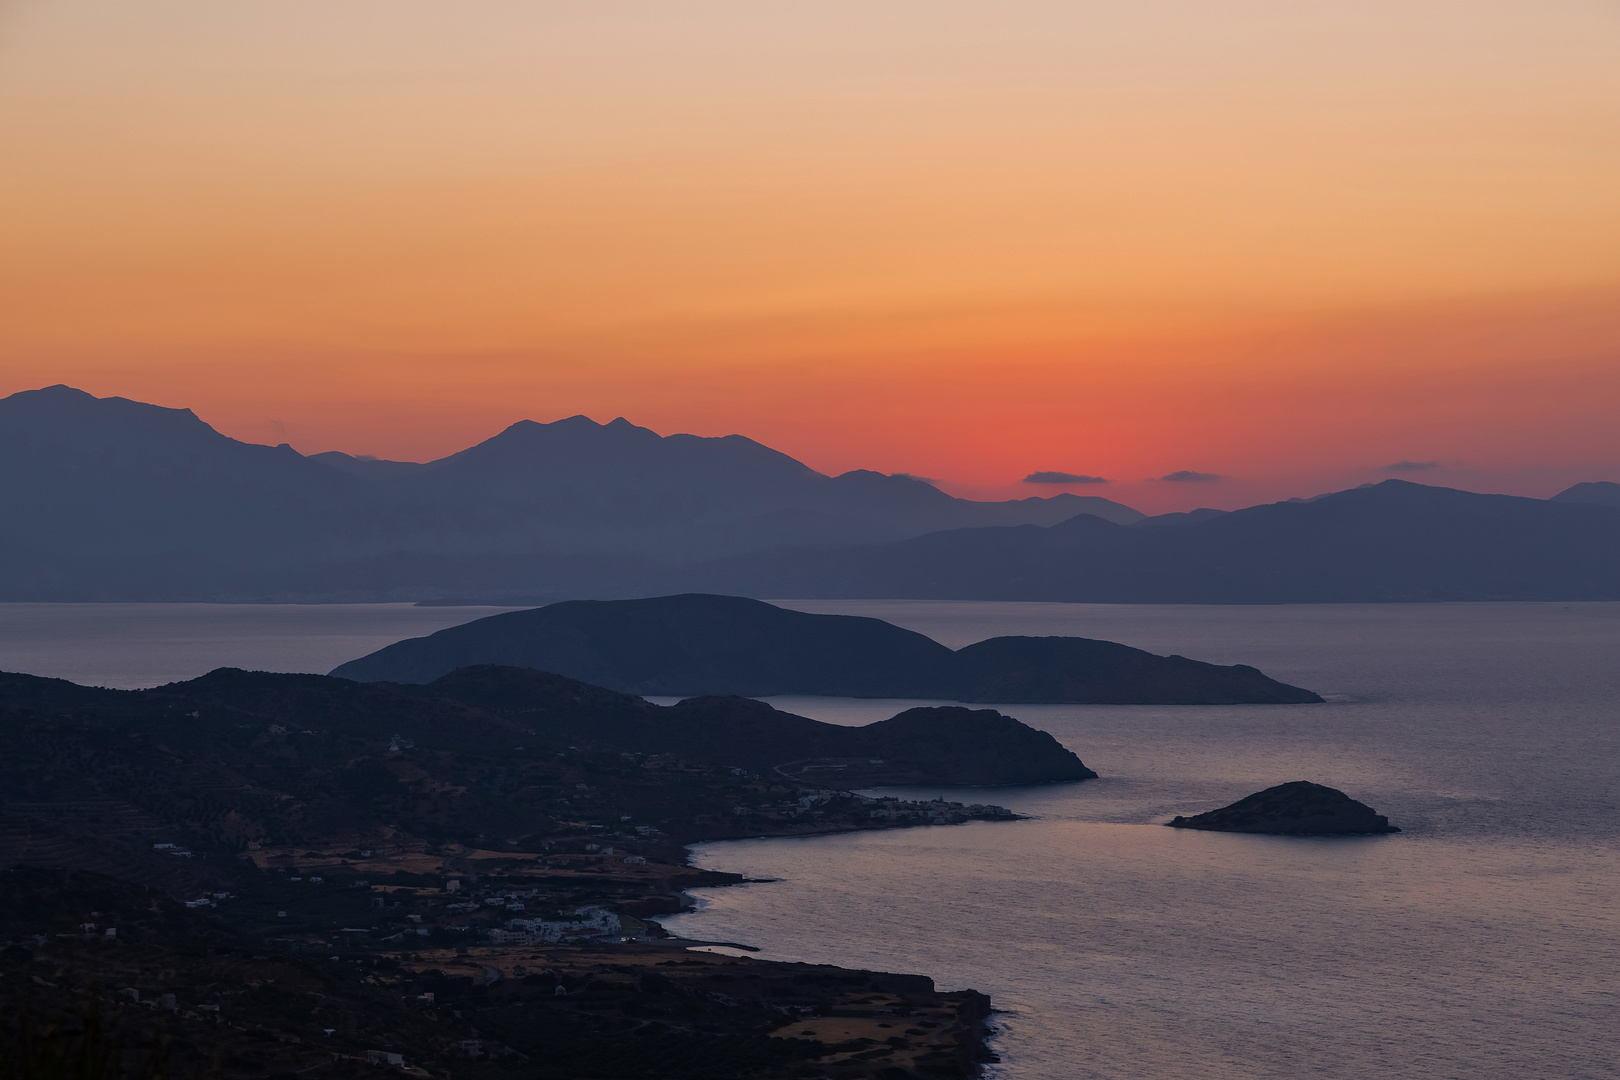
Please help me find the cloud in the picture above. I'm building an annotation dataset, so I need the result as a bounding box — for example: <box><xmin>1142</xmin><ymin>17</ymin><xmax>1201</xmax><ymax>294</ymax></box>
<box><xmin>892</xmin><ymin>473</ymin><xmax>937</xmax><ymax>485</ymax></box>
<box><xmin>1385</xmin><ymin>460</ymin><xmax>1440</xmax><ymax>471</ymax></box>
<box><xmin>1023</xmin><ymin>471</ymin><xmax>1107</xmax><ymax>484</ymax></box>
<box><xmin>1160</xmin><ymin>470</ymin><xmax>1220</xmax><ymax>483</ymax></box>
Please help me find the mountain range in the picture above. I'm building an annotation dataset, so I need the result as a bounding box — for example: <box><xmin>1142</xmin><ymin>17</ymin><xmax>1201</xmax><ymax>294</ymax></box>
<box><xmin>684</xmin><ymin>478</ymin><xmax>1620</xmax><ymax>602</ymax></box>
<box><xmin>2</xmin><ymin>383</ymin><xmax>1617</xmax><ymax>602</ymax></box>
<box><xmin>0</xmin><ymin>385</ymin><xmax>1135</xmax><ymax>601</ymax></box>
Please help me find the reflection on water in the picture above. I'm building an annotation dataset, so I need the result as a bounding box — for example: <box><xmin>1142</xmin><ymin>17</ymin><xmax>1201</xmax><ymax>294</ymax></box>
<box><xmin>665</xmin><ymin>602</ymin><xmax>1620</xmax><ymax>1080</ymax></box>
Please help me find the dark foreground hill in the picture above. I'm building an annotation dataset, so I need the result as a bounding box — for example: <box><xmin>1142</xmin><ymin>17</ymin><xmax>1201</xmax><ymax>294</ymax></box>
<box><xmin>691</xmin><ymin>480</ymin><xmax>1620</xmax><ymax>602</ymax></box>
<box><xmin>0</xmin><ymin>669</ymin><xmax>1056</xmax><ymax>1078</ymax></box>
<box><xmin>332</xmin><ymin>594</ymin><xmax>1322</xmax><ymax>704</ymax></box>
<box><xmin>0</xmin><ymin>665</ymin><xmax>1092</xmax><ymax>857</ymax></box>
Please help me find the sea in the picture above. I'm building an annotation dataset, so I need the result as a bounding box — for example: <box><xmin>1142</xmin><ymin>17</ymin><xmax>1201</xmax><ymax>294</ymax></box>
<box><xmin>0</xmin><ymin>602</ymin><xmax>522</xmax><ymax>689</ymax></box>
<box><xmin>2</xmin><ymin>600</ymin><xmax>1616</xmax><ymax>1078</ymax></box>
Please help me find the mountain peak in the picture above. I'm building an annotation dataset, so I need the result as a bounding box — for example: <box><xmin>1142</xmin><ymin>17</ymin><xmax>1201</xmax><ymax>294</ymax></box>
<box><xmin>0</xmin><ymin>383</ymin><xmax>208</xmax><ymax>432</ymax></box>
<box><xmin>15</xmin><ymin>383</ymin><xmax>94</xmax><ymax>401</ymax></box>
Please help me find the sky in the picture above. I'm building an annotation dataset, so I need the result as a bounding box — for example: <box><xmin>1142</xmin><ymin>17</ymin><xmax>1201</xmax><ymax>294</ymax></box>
<box><xmin>1</xmin><ymin>0</ymin><xmax>1617</xmax><ymax>512</ymax></box>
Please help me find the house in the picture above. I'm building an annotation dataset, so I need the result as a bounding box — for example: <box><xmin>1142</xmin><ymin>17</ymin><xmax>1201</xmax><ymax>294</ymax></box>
<box><xmin>365</xmin><ymin>1051</ymin><xmax>404</xmax><ymax>1067</ymax></box>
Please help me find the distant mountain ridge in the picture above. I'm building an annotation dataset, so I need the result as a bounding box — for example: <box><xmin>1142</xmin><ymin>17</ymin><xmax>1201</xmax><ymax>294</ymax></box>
<box><xmin>1551</xmin><ymin>480</ymin><xmax>1620</xmax><ymax>509</ymax></box>
<box><xmin>684</xmin><ymin>479</ymin><xmax>1620</xmax><ymax>602</ymax></box>
<box><xmin>0</xmin><ymin>385</ymin><xmax>1138</xmax><ymax>600</ymax></box>
<box><xmin>2</xmin><ymin>384</ymin><xmax>1616</xmax><ymax>602</ymax></box>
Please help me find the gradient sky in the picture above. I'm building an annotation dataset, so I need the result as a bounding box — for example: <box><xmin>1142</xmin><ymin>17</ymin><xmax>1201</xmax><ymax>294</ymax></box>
<box><xmin>2</xmin><ymin>1</ymin><xmax>1617</xmax><ymax>511</ymax></box>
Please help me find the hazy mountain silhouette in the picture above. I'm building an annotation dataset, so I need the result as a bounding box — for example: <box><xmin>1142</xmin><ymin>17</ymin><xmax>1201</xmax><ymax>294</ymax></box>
<box><xmin>1551</xmin><ymin>481</ymin><xmax>1620</xmax><ymax>509</ymax></box>
<box><xmin>4</xmin><ymin>386</ymin><xmax>1615</xmax><ymax>602</ymax></box>
<box><xmin>0</xmin><ymin>385</ymin><xmax>390</xmax><ymax>598</ymax></box>
<box><xmin>0</xmin><ymin>385</ymin><xmax>1138</xmax><ymax>600</ymax></box>
<box><xmin>685</xmin><ymin>480</ymin><xmax>1620</xmax><ymax>602</ymax></box>
<box><xmin>331</xmin><ymin>594</ymin><xmax>1322</xmax><ymax>703</ymax></box>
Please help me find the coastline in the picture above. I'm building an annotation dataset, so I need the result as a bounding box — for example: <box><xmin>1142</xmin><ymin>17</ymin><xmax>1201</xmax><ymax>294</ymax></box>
<box><xmin>0</xmin><ymin>807</ymin><xmax>1010</xmax><ymax>1079</ymax></box>
<box><xmin>322</xmin><ymin>810</ymin><xmax>1007</xmax><ymax>1077</ymax></box>
<box><xmin>377</xmin><ymin>812</ymin><xmax>1008</xmax><ymax>1077</ymax></box>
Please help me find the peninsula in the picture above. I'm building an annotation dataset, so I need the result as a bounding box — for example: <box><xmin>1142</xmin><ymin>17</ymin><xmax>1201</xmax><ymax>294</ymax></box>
<box><xmin>0</xmin><ymin>664</ymin><xmax>1092</xmax><ymax>1077</ymax></box>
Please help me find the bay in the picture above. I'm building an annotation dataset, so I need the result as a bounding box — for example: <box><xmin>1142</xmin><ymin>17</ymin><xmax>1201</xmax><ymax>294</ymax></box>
<box><xmin>663</xmin><ymin>601</ymin><xmax>1620</xmax><ymax>1079</ymax></box>
<box><xmin>1</xmin><ymin>598</ymin><xmax>1614</xmax><ymax>1076</ymax></box>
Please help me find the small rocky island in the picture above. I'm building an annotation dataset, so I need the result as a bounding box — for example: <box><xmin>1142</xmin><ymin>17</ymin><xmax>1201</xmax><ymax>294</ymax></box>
<box><xmin>1168</xmin><ymin>781</ymin><xmax>1400</xmax><ymax>835</ymax></box>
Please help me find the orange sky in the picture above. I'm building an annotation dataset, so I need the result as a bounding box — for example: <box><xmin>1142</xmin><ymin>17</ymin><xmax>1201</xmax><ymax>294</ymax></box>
<box><xmin>2</xmin><ymin>1</ymin><xmax>1617</xmax><ymax>511</ymax></box>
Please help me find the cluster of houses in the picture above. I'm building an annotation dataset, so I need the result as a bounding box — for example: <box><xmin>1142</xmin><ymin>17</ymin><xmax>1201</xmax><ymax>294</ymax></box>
<box><xmin>489</xmin><ymin>905</ymin><xmax>625</xmax><ymax>945</ymax></box>
<box><xmin>767</xmin><ymin>791</ymin><xmax>1012</xmax><ymax>825</ymax></box>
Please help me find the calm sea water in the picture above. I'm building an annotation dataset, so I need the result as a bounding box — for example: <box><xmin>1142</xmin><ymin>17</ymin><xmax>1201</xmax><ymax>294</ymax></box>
<box><xmin>663</xmin><ymin>602</ymin><xmax>1620</xmax><ymax>1080</ymax></box>
<box><xmin>2</xmin><ymin>600</ymin><xmax>1615</xmax><ymax>1077</ymax></box>
<box><xmin>0</xmin><ymin>603</ymin><xmax>519</xmax><ymax>688</ymax></box>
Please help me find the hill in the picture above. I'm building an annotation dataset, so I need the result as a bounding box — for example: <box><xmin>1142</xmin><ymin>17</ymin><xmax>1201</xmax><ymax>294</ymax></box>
<box><xmin>330</xmin><ymin>594</ymin><xmax>1323</xmax><ymax>704</ymax></box>
<box><xmin>688</xmin><ymin>480</ymin><xmax>1620</xmax><ymax>602</ymax></box>
<box><xmin>0</xmin><ymin>665</ymin><xmax>1093</xmax><ymax>855</ymax></box>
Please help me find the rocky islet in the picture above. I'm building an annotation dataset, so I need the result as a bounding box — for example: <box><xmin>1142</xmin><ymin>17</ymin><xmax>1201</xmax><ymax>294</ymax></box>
<box><xmin>1168</xmin><ymin>781</ymin><xmax>1400</xmax><ymax>835</ymax></box>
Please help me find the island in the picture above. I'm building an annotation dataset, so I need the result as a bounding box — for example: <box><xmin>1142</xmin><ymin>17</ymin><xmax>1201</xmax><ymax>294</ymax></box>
<box><xmin>1167</xmin><ymin>781</ymin><xmax>1400</xmax><ymax>835</ymax></box>
<box><xmin>331</xmin><ymin>593</ymin><xmax>1325</xmax><ymax>704</ymax></box>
